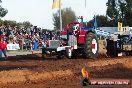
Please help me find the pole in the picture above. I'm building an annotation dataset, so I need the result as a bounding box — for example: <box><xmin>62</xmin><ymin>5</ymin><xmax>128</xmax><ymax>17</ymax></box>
<box><xmin>59</xmin><ymin>0</ymin><xmax>62</xmax><ymax>31</ymax></box>
<box><xmin>84</xmin><ymin>0</ymin><xmax>87</xmax><ymax>21</ymax></box>
<box><xmin>85</xmin><ymin>0</ymin><xmax>86</xmax><ymax>8</ymax></box>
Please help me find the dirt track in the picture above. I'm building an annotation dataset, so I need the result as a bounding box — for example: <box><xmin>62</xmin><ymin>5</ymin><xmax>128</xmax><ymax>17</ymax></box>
<box><xmin>0</xmin><ymin>41</ymin><xmax>132</xmax><ymax>88</ymax></box>
<box><xmin>0</xmin><ymin>55</ymin><xmax>131</xmax><ymax>88</ymax></box>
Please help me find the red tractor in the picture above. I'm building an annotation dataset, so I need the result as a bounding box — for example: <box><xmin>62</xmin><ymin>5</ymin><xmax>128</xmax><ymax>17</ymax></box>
<box><xmin>42</xmin><ymin>16</ymin><xmax>99</xmax><ymax>59</ymax></box>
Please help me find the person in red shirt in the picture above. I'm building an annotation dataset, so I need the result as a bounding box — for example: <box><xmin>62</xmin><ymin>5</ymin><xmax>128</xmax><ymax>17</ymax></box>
<box><xmin>0</xmin><ymin>37</ymin><xmax>7</xmax><ymax>59</ymax></box>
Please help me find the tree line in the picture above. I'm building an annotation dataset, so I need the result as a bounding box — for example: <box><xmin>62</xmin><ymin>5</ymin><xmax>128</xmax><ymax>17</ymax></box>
<box><xmin>0</xmin><ymin>19</ymin><xmax>33</xmax><ymax>29</ymax></box>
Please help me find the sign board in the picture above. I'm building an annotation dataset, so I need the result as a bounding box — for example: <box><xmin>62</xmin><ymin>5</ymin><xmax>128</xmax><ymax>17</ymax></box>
<box><xmin>7</xmin><ymin>44</ymin><xmax>20</xmax><ymax>50</ymax></box>
<box><xmin>118</xmin><ymin>22</ymin><xmax>123</xmax><ymax>32</ymax></box>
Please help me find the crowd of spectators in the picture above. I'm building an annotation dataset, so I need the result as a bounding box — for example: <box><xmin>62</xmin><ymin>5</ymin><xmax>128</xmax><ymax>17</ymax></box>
<box><xmin>0</xmin><ymin>25</ymin><xmax>58</xmax><ymax>50</ymax></box>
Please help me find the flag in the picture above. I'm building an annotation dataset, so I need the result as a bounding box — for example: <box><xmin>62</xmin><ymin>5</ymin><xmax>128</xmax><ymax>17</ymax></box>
<box><xmin>93</xmin><ymin>16</ymin><xmax>97</xmax><ymax>29</ymax></box>
<box><xmin>52</xmin><ymin>0</ymin><xmax>60</xmax><ymax>9</ymax></box>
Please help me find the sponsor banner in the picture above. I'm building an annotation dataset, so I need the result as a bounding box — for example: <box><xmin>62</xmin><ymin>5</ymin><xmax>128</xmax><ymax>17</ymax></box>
<box><xmin>90</xmin><ymin>79</ymin><xmax>130</xmax><ymax>85</ymax></box>
<box><xmin>7</xmin><ymin>44</ymin><xmax>20</xmax><ymax>50</ymax></box>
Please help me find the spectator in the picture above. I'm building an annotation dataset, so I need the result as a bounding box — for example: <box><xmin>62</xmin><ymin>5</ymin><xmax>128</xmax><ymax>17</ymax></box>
<box><xmin>0</xmin><ymin>24</ymin><xmax>57</xmax><ymax>51</ymax></box>
<box><xmin>0</xmin><ymin>37</ymin><xmax>7</xmax><ymax>59</ymax></box>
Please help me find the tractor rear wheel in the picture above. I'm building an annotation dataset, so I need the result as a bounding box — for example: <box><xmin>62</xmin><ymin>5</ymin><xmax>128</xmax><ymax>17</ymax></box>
<box><xmin>84</xmin><ymin>32</ymin><xmax>99</xmax><ymax>58</ymax></box>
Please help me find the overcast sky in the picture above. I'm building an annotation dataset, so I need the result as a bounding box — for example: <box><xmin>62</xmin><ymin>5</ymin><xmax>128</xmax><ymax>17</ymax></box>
<box><xmin>1</xmin><ymin>0</ymin><xmax>107</xmax><ymax>29</ymax></box>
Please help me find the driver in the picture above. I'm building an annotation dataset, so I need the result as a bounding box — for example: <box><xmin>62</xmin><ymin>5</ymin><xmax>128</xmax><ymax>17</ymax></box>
<box><xmin>73</xmin><ymin>24</ymin><xmax>79</xmax><ymax>31</ymax></box>
<box><xmin>73</xmin><ymin>24</ymin><xmax>79</xmax><ymax>36</ymax></box>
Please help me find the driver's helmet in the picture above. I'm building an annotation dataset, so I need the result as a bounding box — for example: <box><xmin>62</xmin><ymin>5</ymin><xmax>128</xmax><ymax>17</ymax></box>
<box><xmin>73</xmin><ymin>24</ymin><xmax>79</xmax><ymax>31</ymax></box>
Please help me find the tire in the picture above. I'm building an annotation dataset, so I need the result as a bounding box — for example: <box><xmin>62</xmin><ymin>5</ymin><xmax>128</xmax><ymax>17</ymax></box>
<box><xmin>68</xmin><ymin>50</ymin><xmax>77</xmax><ymax>59</ymax></box>
<box><xmin>71</xmin><ymin>50</ymin><xmax>77</xmax><ymax>59</ymax></box>
<box><xmin>84</xmin><ymin>32</ymin><xmax>99</xmax><ymax>59</ymax></box>
<box><xmin>57</xmin><ymin>51</ymin><xmax>64</xmax><ymax>59</ymax></box>
<box><xmin>57</xmin><ymin>54</ymin><xmax>64</xmax><ymax>59</ymax></box>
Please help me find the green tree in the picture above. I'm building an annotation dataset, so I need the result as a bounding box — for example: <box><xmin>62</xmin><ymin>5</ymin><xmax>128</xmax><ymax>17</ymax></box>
<box><xmin>0</xmin><ymin>0</ymin><xmax>8</xmax><ymax>18</ymax></box>
<box><xmin>106</xmin><ymin>0</ymin><xmax>132</xmax><ymax>26</ymax></box>
<box><xmin>96</xmin><ymin>15</ymin><xmax>109</xmax><ymax>27</ymax></box>
<box><xmin>0</xmin><ymin>20</ymin><xmax>32</xmax><ymax>29</ymax></box>
<box><xmin>85</xmin><ymin>15</ymin><xmax>112</xmax><ymax>27</ymax></box>
<box><xmin>3</xmin><ymin>20</ymin><xmax>17</xmax><ymax>27</ymax></box>
<box><xmin>53</xmin><ymin>7</ymin><xmax>77</xmax><ymax>30</ymax></box>
<box><xmin>22</xmin><ymin>21</ymin><xmax>32</xmax><ymax>28</ymax></box>
<box><xmin>123</xmin><ymin>0</ymin><xmax>132</xmax><ymax>26</ymax></box>
<box><xmin>0</xmin><ymin>18</ymin><xmax>3</xmax><ymax>26</ymax></box>
<box><xmin>106</xmin><ymin>0</ymin><xmax>119</xmax><ymax>26</ymax></box>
